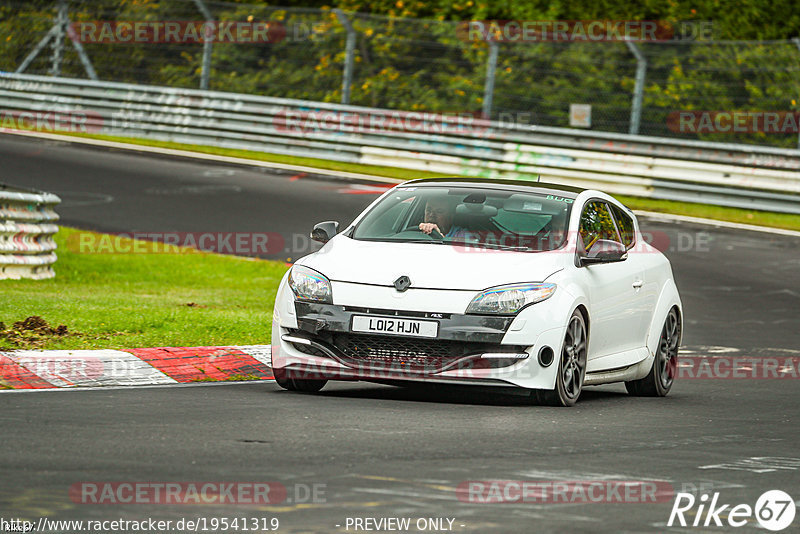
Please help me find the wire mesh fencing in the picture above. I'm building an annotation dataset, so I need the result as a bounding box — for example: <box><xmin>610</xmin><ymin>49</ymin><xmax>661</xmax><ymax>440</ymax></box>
<box><xmin>2</xmin><ymin>0</ymin><xmax>800</xmax><ymax>148</ymax></box>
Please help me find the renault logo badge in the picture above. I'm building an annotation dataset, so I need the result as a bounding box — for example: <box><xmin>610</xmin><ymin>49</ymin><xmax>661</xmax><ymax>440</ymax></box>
<box><xmin>394</xmin><ymin>275</ymin><xmax>411</xmax><ymax>292</ymax></box>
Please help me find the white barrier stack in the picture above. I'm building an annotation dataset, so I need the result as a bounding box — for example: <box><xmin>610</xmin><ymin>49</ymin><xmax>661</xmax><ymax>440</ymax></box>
<box><xmin>0</xmin><ymin>184</ymin><xmax>60</xmax><ymax>279</ymax></box>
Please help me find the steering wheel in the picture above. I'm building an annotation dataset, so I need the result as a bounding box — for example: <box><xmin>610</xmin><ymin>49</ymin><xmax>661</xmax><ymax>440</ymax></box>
<box><xmin>395</xmin><ymin>227</ymin><xmax>444</xmax><ymax>240</ymax></box>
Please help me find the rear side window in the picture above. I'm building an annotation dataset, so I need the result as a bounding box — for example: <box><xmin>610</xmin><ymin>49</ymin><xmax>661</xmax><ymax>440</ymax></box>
<box><xmin>578</xmin><ymin>201</ymin><xmax>620</xmax><ymax>251</ymax></box>
<box><xmin>610</xmin><ymin>204</ymin><xmax>635</xmax><ymax>249</ymax></box>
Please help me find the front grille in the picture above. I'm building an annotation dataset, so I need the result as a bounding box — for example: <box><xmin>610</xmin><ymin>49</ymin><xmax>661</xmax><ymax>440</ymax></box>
<box><xmin>330</xmin><ymin>333</ymin><xmax>508</xmax><ymax>373</ymax></box>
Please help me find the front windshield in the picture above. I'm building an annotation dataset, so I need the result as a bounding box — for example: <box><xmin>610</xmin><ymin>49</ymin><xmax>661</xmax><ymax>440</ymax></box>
<box><xmin>352</xmin><ymin>186</ymin><xmax>573</xmax><ymax>252</ymax></box>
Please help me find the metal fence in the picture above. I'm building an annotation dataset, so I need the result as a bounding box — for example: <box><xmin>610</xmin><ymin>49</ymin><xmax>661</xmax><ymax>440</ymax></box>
<box><xmin>3</xmin><ymin>0</ymin><xmax>800</xmax><ymax>148</ymax></box>
<box><xmin>0</xmin><ymin>183</ymin><xmax>60</xmax><ymax>280</ymax></box>
<box><xmin>2</xmin><ymin>72</ymin><xmax>799</xmax><ymax>214</ymax></box>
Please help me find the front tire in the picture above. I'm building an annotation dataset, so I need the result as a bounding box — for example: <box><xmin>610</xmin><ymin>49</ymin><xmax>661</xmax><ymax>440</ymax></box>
<box><xmin>536</xmin><ymin>310</ymin><xmax>587</xmax><ymax>407</ymax></box>
<box><xmin>626</xmin><ymin>307</ymin><xmax>680</xmax><ymax>397</ymax></box>
<box><xmin>273</xmin><ymin>368</ymin><xmax>327</xmax><ymax>393</ymax></box>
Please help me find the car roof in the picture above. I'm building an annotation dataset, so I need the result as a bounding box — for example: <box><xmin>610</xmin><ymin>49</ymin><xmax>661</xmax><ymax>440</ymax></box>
<box><xmin>400</xmin><ymin>177</ymin><xmax>585</xmax><ymax>198</ymax></box>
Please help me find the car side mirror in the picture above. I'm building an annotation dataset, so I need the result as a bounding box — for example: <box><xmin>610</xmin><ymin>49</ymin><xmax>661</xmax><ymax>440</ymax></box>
<box><xmin>311</xmin><ymin>221</ymin><xmax>339</xmax><ymax>244</ymax></box>
<box><xmin>579</xmin><ymin>239</ymin><xmax>628</xmax><ymax>266</ymax></box>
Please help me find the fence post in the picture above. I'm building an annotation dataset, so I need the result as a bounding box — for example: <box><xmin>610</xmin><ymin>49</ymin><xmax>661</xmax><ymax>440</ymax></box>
<box><xmin>625</xmin><ymin>41</ymin><xmax>646</xmax><ymax>135</ymax></box>
<box><xmin>334</xmin><ymin>9</ymin><xmax>356</xmax><ymax>105</ymax></box>
<box><xmin>482</xmin><ymin>39</ymin><xmax>499</xmax><ymax>119</ymax></box>
<box><xmin>67</xmin><ymin>27</ymin><xmax>98</xmax><ymax>80</ymax></box>
<box><xmin>16</xmin><ymin>0</ymin><xmax>98</xmax><ymax>79</ymax></box>
<box><xmin>49</xmin><ymin>0</ymin><xmax>68</xmax><ymax>76</ymax></box>
<box><xmin>16</xmin><ymin>26</ymin><xmax>58</xmax><ymax>74</ymax></box>
<box><xmin>192</xmin><ymin>0</ymin><xmax>214</xmax><ymax>90</ymax></box>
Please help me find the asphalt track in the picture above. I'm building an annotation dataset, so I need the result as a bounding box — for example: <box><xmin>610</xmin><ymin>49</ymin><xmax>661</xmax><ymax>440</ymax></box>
<box><xmin>1</xmin><ymin>133</ymin><xmax>799</xmax><ymax>533</ymax></box>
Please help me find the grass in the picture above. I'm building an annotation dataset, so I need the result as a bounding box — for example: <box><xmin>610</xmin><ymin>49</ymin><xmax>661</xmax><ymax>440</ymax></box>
<box><xmin>0</xmin><ymin>227</ymin><xmax>289</xmax><ymax>350</ymax></box>
<box><xmin>28</xmin><ymin>130</ymin><xmax>800</xmax><ymax>232</ymax></box>
<box><xmin>192</xmin><ymin>374</ymin><xmax>262</xmax><ymax>382</ymax></box>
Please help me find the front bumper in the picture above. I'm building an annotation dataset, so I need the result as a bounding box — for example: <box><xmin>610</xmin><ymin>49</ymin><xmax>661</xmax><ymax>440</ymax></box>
<box><xmin>271</xmin><ymin>293</ymin><xmax>565</xmax><ymax>389</ymax></box>
<box><xmin>286</xmin><ymin>302</ymin><xmax>527</xmax><ymax>374</ymax></box>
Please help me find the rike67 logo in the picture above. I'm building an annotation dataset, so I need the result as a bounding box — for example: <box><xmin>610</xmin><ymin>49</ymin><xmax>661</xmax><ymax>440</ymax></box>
<box><xmin>668</xmin><ymin>490</ymin><xmax>796</xmax><ymax>531</ymax></box>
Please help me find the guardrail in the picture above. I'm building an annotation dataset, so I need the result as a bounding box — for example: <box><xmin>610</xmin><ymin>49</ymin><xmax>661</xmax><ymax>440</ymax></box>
<box><xmin>0</xmin><ymin>183</ymin><xmax>60</xmax><ymax>280</ymax></box>
<box><xmin>1</xmin><ymin>72</ymin><xmax>799</xmax><ymax>214</ymax></box>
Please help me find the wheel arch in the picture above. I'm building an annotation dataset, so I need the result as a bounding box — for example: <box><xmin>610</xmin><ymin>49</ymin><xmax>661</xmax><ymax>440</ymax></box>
<box><xmin>574</xmin><ymin>303</ymin><xmax>590</xmax><ymax>344</ymax></box>
<box><xmin>646</xmin><ymin>279</ymin><xmax>683</xmax><ymax>357</ymax></box>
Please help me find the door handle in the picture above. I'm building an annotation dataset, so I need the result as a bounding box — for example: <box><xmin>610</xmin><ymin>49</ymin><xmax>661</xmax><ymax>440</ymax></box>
<box><xmin>632</xmin><ymin>280</ymin><xmax>643</xmax><ymax>289</ymax></box>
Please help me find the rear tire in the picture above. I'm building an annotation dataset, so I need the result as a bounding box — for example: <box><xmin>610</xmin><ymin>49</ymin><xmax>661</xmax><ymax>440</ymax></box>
<box><xmin>273</xmin><ymin>368</ymin><xmax>327</xmax><ymax>393</ymax></box>
<box><xmin>535</xmin><ymin>310</ymin><xmax>587</xmax><ymax>407</ymax></box>
<box><xmin>626</xmin><ymin>308</ymin><xmax>680</xmax><ymax>397</ymax></box>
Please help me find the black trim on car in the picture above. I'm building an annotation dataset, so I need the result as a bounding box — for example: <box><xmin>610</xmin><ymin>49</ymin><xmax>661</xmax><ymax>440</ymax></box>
<box><xmin>401</xmin><ymin>177</ymin><xmax>585</xmax><ymax>196</ymax></box>
<box><xmin>293</xmin><ymin>302</ymin><xmax>514</xmax><ymax>343</ymax></box>
<box><xmin>574</xmin><ymin>197</ymin><xmax>630</xmax><ymax>268</ymax></box>
<box><xmin>283</xmin><ymin>331</ymin><xmax>526</xmax><ymax>375</ymax></box>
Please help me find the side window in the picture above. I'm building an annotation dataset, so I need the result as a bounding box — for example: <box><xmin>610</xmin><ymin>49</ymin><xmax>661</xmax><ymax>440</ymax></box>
<box><xmin>610</xmin><ymin>204</ymin><xmax>635</xmax><ymax>249</ymax></box>
<box><xmin>578</xmin><ymin>201</ymin><xmax>620</xmax><ymax>251</ymax></box>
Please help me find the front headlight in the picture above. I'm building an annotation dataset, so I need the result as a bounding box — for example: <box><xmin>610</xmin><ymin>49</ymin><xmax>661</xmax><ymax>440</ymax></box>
<box><xmin>466</xmin><ymin>282</ymin><xmax>556</xmax><ymax>315</ymax></box>
<box><xmin>288</xmin><ymin>265</ymin><xmax>332</xmax><ymax>303</ymax></box>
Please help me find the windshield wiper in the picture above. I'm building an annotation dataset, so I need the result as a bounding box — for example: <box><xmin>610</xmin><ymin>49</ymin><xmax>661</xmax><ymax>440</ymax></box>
<box><xmin>389</xmin><ymin>238</ymin><xmax>445</xmax><ymax>244</ymax></box>
<box><xmin>462</xmin><ymin>242</ymin><xmax>535</xmax><ymax>252</ymax></box>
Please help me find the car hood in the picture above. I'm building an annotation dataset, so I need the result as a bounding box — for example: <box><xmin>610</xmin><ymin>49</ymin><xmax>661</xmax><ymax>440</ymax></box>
<box><xmin>298</xmin><ymin>236</ymin><xmax>566</xmax><ymax>291</ymax></box>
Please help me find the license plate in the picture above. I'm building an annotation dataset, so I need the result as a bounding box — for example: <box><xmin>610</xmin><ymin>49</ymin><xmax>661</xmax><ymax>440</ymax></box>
<box><xmin>351</xmin><ymin>315</ymin><xmax>438</xmax><ymax>338</ymax></box>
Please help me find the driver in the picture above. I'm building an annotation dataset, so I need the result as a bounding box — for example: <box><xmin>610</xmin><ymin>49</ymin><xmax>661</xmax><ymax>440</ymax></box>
<box><xmin>418</xmin><ymin>196</ymin><xmax>466</xmax><ymax>238</ymax></box>
<box><xmin>542</xmin><ymin>206</ymin><xmax>569</xmax><ymax>248</ymax></box>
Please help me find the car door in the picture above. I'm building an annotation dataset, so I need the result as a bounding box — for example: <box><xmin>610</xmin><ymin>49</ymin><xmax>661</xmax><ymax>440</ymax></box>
<box><xmin>577</xmin><ymin>200</ymin><xmax>645</xmax><ymax>361</ymax></box>
<box><xmin>608</xmin><ymin>202</ymin><xmax>653</xmax><ymax>348</ymax></box>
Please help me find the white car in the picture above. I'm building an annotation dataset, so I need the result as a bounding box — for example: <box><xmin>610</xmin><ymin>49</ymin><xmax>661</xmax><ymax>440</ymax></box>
<box><xmin>270</xmin><ymin>178</ymin><xmax>682</xmax><ymax>406</ymax></box>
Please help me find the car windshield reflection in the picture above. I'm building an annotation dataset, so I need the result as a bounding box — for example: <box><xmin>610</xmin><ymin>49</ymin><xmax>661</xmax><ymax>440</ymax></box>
<box><xmin>352</xmin><ymin>186</ymin><xmax>574</xmax><ymax>252</ymax></box>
